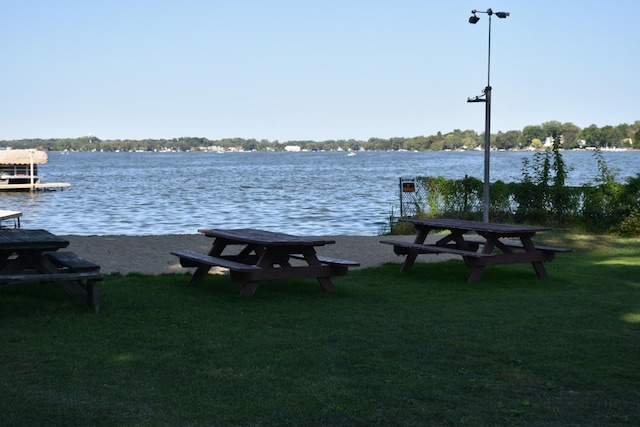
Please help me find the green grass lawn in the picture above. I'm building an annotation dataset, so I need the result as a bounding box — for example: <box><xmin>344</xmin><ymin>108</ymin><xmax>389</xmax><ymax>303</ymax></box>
<box><xmin>1</xmin><ymin>233</ymin><xmax>639</xmax><ymax>426</ymax></box>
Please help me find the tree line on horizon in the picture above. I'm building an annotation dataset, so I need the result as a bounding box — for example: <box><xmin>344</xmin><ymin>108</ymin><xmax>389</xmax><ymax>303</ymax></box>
<box><xmin>1</xmin><ymin>120</ymin><xmax>639</xmax><ymax>153</ymax></box>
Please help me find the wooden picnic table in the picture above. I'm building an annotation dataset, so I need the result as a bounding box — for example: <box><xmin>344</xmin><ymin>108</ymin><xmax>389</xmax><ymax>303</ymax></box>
<box><xmin>0</xmin><ymin>229</ymin><xmax>102</xmax><ymax>312</ymax></box>
<box><xmin>381</xmin><ymin>218</ymin><xmax>571</xmax><ymax>283</ymax></box>
<box><xmin>171</xmin><ymin>228</ymin><xmax>359</xmax><ymax>297</ymax></box>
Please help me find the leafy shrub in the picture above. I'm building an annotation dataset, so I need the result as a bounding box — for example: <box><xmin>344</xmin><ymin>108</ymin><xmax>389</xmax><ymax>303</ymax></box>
<box><xmin>388</xmin><ymin>147</ymin><xmax>640</xmax><ymax>233</ymax></box>
<box><xmin>613</xmin><ymin>210</ymin><xmax>640</xmax><ymax>237</ymax></box>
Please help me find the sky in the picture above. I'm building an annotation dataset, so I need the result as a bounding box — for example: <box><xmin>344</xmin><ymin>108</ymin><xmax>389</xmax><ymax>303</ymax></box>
<box><xmin>1</xmin><ymin>0</ymin><xmax>638</xmax><ymax>142</ymax></box>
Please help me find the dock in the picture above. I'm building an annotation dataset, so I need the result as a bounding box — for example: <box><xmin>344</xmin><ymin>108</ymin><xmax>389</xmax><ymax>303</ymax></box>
<box><xmin>0</xmin><ymin>210</ymin><xmax>22</xmax><ymax>228</ymax></box>
<box><xmin>0</xmin><ymin>182</ymin><xmax>71</xmax><ymax>191</ymax></box>
<box><xmin>0</xmin><ymin>149</ymin><xmax>71</xmax><ymax>192</ymax></box>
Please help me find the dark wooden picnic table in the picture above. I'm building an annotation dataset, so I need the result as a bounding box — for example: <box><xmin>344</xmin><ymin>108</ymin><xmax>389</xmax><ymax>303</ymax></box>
<box><xmin>381</xmin><ymin>218</ymin><xmax>570</xmax><ymax>283</ymax></box>
<box><xmin>172</xmin><ymin>228</ymin><xmax>359</xmax><ymax>297</ymax></box>
<box><xmin>0</xmin><ymin>229</ymin><xmax>102</xmax><ymax>312</ymax></box>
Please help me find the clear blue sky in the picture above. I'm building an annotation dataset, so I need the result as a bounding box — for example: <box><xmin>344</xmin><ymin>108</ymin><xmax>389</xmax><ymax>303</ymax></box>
<box><xmin>1</xmin><ymin>0</ymin><xmax>637</xmax><ymax>142</ymax></box>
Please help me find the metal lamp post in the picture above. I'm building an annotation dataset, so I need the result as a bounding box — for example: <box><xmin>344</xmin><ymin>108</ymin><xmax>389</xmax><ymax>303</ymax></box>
<box><xmin>467</xmin><ymin>8</ymin><xmax>509</xmax><ymax>223</ymax></box>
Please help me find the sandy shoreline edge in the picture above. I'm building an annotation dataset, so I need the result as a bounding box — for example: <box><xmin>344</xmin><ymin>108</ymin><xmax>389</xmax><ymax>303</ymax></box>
<box><xmin>61</xmin><ymin>234</ymin><xmax>448</xmax><ymax>275</ymax></box>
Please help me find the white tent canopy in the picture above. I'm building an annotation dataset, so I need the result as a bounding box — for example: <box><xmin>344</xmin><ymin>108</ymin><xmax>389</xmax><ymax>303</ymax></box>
<box><xmin>0</xmin><ymin>149</ymin><xmax>48</xmax><ymax>165</ymax></box>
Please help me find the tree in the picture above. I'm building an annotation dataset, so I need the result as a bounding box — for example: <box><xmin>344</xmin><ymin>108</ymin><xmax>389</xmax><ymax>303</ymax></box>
<box><xmin>443</xmin><ymin>132</ymin><xmax>462</xmax><ymax>150</ymax></box>
<box><xmin>530</xmin><ymin>138</ymin><xmax>543</xmax><ymax>150</ymax></box>
<box><xmin>405</xmin><ymin>136</ymin><xmax>427</xmax><ymax>151</ymax></box>
<box><xmin>460</xmin><ymin>130</ymin><xmax>479</xmax><ymax>150</ymax></box>
<box><xmin>599</xmin><ymin>125</ymin><xmax>619</xmax><ymax>148</ymax></box>
<box><xmin>367</xmin><ymin>137</ymin><xmax>390</xmax><ymax>151</ymax></box>
<box><xmin>541</xmin><ymin>121</ymin><xmax>563</xmax><ymax>139</ymax></box>
<box><xmin>614</xmin><ymin>123</ymin><xmax>636</xmax><ymax>148</ymax></box>
<box><xmin>241</xmin><ymin>139</ymin><xmax>259</xmax><ymax>151</ymax></box>
<box><xmin>580</xmin><ymin>125</ymin><xmax>601</xmax><ymax>147</ymax></box>
<box><xmin>494</xmin><ymin>130</ymin><xmax>520</xmax><ymax>150</ymax></box>
<box><xmin>518</xmin><ymin>125</ymin><xmax>545</xmax><ymax>147</ymax></box>
<box><xmin>559</xmin><ymin>122</ymin><xmax>581</xmax><ymax>148</ymax></box>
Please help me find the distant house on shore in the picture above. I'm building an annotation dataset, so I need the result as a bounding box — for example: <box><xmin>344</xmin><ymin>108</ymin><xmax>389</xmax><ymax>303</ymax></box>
<box><xmin>284</xmin><ymin>145</ymin><xmax>301</xmax><ymax>152</ymax></box>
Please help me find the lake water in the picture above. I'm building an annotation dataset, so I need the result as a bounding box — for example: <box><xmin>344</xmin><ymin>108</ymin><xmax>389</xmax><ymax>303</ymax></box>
<box><xmin>2</xmin><ymin>150</ymin><xmax>638</xmax><ymax>236</ymax></box>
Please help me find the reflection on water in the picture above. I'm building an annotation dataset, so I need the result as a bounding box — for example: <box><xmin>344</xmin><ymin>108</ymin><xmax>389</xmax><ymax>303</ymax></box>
<box><xmin>1</xmin><ymin>150</ymin><xmax>638</xmax><ymax>236</ymax></box>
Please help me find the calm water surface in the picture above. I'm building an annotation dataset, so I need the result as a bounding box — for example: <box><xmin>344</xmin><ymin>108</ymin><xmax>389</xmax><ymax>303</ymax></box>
<box><xmin>2</xmin><ymin>150</ymin><xmax>638</xmax><ymax>236</ymax></box>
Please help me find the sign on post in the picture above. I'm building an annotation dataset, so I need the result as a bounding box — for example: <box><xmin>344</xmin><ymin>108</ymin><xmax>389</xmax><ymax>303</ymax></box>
<box><xmin>399</xmin><ymin>177</ymin><xmax>416</xmax><ymax>217</ymax></box>
<box><xmin>402</xmin><ymin>179</ymin><xmax>415</xmax><ymax>192</ymax></box>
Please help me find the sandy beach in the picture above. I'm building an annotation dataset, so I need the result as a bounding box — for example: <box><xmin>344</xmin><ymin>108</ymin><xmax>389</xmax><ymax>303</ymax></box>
<box><xmin>61</xmin><ymin>234</ymin><xmax>451</xmax><ymax>275</ymax></box>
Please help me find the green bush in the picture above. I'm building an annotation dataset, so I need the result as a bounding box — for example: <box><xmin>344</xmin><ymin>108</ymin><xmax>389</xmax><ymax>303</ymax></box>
<box><xmin>391</xmin><ymin>148</ymin><xmax>640</xmax><ymax>233</ymax></box>
<box><xmin>614</xmin><ymin>210</ymin><xmax>640</xmax><ymax>237</ymax></box>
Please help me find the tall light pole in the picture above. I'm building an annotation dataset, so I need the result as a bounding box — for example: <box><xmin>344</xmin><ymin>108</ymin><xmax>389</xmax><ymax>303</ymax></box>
<box><xmin>467</xmin><ymin>8</ymin><xmax>509</xmax><ymax>223</ymax></box>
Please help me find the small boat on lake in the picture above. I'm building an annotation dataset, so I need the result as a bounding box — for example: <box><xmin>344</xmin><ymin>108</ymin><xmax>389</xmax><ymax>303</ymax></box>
<box><xmin>0</xmin><ymin>149</ymin><xmax>70</xmax><ymax>191</ymax></box>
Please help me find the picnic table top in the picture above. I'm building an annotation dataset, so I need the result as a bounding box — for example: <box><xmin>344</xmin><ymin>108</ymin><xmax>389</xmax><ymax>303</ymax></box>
<box><xmin>0</xmin><ymin>228</ymin><xmax>69</xmax><ymax>250</ymax></box>
<box><xmin>197</xmin><ymin>228</ymin><xmax>336</xmax><ymax>246</ymax></box>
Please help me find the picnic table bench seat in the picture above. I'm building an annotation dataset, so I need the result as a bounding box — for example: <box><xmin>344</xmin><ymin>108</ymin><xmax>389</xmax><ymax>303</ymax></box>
<box><xmin>461</xmin><ymin>237</ymin><xmax>572</xmax><ymax>254</ymax></box>
<box><xmin>171</xmin><ymin>250</ymin><xmax>261</xmax><ymax>272</ymax></box>
<box><xmin>45</xmin><ymin>251</ymin><xmax>102</xmax><ymax>272</ymax></box>
<box><xmin>380</xmin><ymin>239</ymin><xmax>492</xmax><ymax>259</ymax></box>
<box><xmin>288</xmin><ymin>253</ymin><xmax>360</xmax><ymax>267</ymax></box>
<box><xmin>493</xmin><ymin>242</ymin><xmax>571</xmax><ymax>253</ymax></box>
<box><xmin>0</xmin><ymin>269</ymin><xmax>102</xmax><ymax>313</ymax></box>
<box><xmin>172</xmin><ymin>250</ymin><xmax>359</xmax><ymax>279</ymax></box>
<box><xmin>380</xmin><ymin>239</ymin><xmax>569</xmax><ymax>267</ymax></box>
<box><xmin>0</xmin><ymin>271</ymin><xmax>103</xmax><ymax>285</ymax></box>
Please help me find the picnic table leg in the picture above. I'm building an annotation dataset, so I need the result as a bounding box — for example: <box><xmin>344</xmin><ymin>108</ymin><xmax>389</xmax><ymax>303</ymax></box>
<box><xmin>521</xmin><ymin>236</ymin><xmax>548</xmax><ymax>278</ymax></box>
<box><xmin>316</xmin><ymin>277</ymin><xmax>337</xmax><ymax>293</ymax></box>
<box><xmin>400</xmin><ymin>253</ymin><xmax>418</xmax><ymax>273</ymax></box>
<box><xmin>87</xmin><ymin>279</ymin><xmax>100</xmax><ymax>313</ymax></box>
<box><xmin>397</xmin><ymin>227</ymin><xmax>432</xmax><ymax>273</ymax></box>
<box><xmin>295</xmin><ymin>247</ymin><xmax>338</xmax><ymax>294</ymax></box>
<box><xmin>236</xmin><ymin>246</ymin><xmax>286</xmax><ymax>297</ymax></box>
<box><xmin>20</xmin><ymin>251</ymin><xmax>95</xmax><ymax>306</ymax></box>
<box><xmin>413</xmin><ymin>228</ymin><xmax>429</xmax><ymax>244</ymax></box>
<box><xmin>190</xmin><ymin>265</ymin><xmax>214</xmax><ymax>283</ymax></box>
<box><xmin>189</xmin><ymin>238</ymin><xmax>230</xmax><ymax>283</ymax></box>
<box><xmin>467</xmin><ymin>266</ymin><xmax>485</xmax><ymax>283</ymax></box>
<box><xmin>239</xmin><ymin>281</ymin><xmax>261</xmax><ymax>298</ymax></box>
<box><xmin>466</xmin><ymin>235</ymin><xmax>497</xmax><ymax>283</ymax></box>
